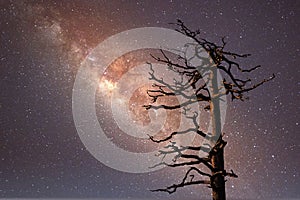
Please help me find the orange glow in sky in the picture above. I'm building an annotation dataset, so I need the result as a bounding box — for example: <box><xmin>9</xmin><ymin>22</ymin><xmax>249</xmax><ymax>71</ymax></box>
<box><xmin>99</xmin><ymin>79</ymin><xmax>117</xmax><ymax>94</ymax></box>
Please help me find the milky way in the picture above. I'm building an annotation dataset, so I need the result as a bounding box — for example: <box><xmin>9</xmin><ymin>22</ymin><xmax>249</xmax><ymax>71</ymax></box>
<box><xmin>0</xmin><ymin>1</ymin><xmax>299</xmax><ymax>199</ymax></box>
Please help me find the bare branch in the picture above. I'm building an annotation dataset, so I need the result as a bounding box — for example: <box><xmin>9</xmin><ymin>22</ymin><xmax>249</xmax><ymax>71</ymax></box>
<box><xmin>148</xmin><ymin>128</ymin><xmax>207</xmax><ymax>143</ymax></box>
<box><xmin>150</xmin><ymin>167</ymin><xmax>211</xmax><ymax>194</ymax></box>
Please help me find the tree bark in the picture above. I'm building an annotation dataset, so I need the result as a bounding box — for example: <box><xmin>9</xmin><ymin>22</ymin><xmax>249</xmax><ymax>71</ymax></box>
<box><xmin>211</xmin><ymin>148</ymin><xmax>226</xmax><ymax>200</ymax></box>
<box><xmin>210</xmin><ymin>67</ymin><xmax>226</xmax><ymax>200</ymax></box>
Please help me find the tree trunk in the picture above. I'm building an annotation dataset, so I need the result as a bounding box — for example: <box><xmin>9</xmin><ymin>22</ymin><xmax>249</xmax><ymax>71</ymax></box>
<box><xmin>210</xmin><ymin>67</ymin><xmax>226</xmax><ymax>200</ymax></box>
<box><xmin>211</xmin><ymin>148</ymin><xmax>226</xmax><ymax>200</ymax></box>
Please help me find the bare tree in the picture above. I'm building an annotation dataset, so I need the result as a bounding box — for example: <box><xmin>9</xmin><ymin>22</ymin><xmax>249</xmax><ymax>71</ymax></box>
<box><xmin>143</xmin><ymin>20</ymin><xmax>274</xmax><ymax>200</ymax></box>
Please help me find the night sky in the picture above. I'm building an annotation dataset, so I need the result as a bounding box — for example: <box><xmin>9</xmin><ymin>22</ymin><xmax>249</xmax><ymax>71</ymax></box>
<box><xmin>0</xmin><ymin>0</ymin><xmax>299</xmax><ymax>199</ymax></box>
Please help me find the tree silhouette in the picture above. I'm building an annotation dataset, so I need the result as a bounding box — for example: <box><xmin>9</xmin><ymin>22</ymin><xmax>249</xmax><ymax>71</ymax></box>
<box><xmin>143</xmin><ymin>20</ymin><xmax>274</xmax><ymax>200</ymax></box>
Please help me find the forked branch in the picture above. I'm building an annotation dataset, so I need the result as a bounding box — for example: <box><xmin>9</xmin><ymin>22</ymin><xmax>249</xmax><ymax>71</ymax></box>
<box><xmin>151</xmin><ymin>167</ymin><xmax>211</xmax><ymax>194</ymax></box>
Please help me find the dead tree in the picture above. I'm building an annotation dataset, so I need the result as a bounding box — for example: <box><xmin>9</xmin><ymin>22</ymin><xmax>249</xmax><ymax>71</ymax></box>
<box><xmin>143</xmin><ymin>20</ymin><xmax>274</xmax><ymax>200</ymax></box>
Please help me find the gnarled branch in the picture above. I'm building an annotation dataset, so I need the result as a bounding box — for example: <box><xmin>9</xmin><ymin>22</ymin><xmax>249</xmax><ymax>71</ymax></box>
<box><xmin>151</xmin><ymin>167</ymin><xmax>211</xmax><ymax>194</ymax></box>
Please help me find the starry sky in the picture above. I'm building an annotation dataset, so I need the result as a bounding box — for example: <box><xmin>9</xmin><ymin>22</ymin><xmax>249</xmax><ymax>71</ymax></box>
<box><xmin>0</xmin><ymin>0</ymin><xmax>299</xmax><ymax>199</ymax></box>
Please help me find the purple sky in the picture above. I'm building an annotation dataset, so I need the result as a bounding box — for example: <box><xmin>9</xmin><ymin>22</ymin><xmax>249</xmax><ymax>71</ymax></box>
<box><xmin>0</xmin><ymin>0</ymin><xmax>299</xmax><ymax>199</ymax></box>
